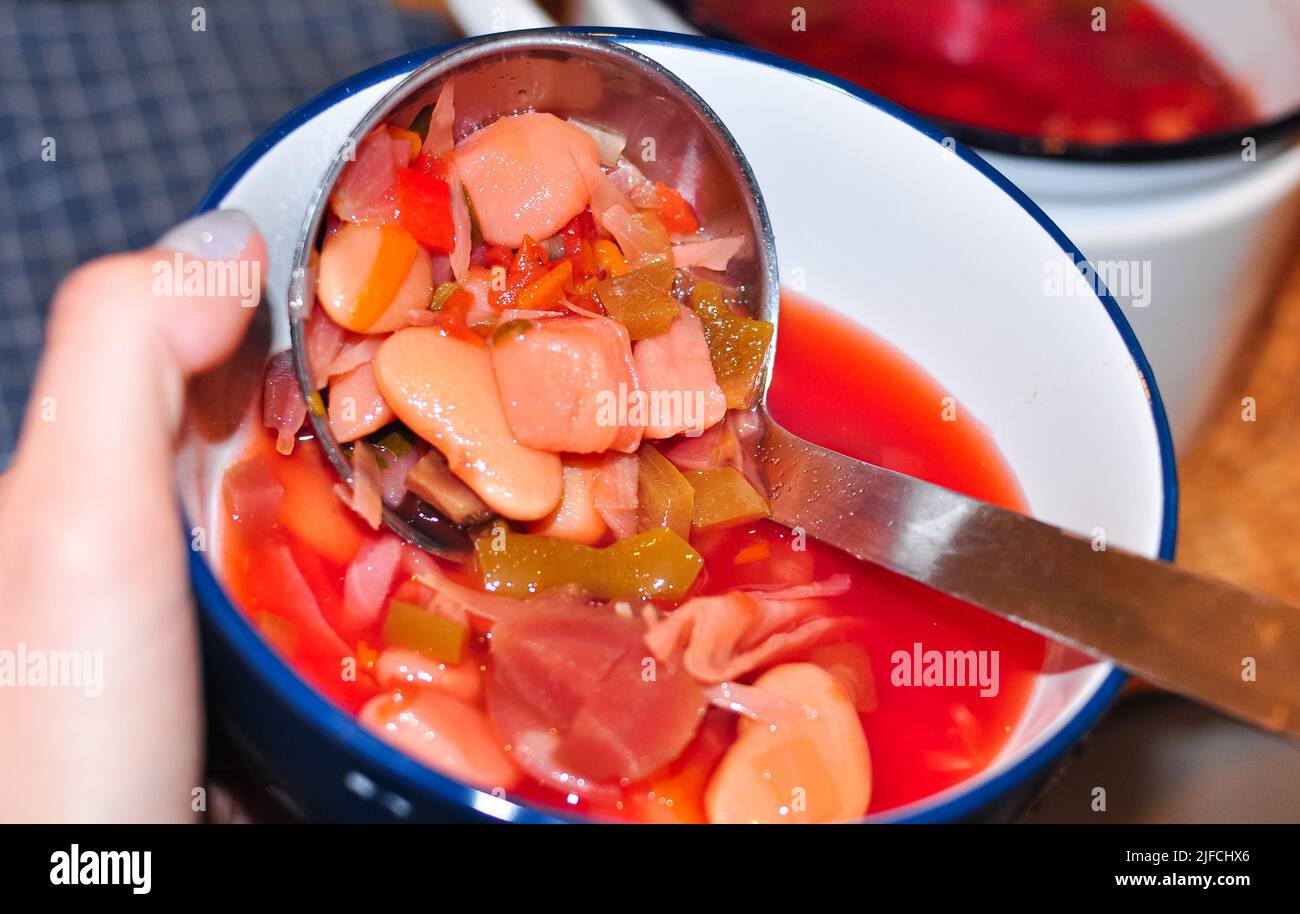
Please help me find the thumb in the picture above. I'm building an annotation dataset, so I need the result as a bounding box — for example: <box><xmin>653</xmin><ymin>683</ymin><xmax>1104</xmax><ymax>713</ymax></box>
<box><xmin>0</xmin><ymin>209</ymin><xmax>267</xmax><ymax>822</ymax></box>
<box><xmin>19</xmin><ymin>209</ymin><xmax>267</xmax><ymax>466</ymax></box>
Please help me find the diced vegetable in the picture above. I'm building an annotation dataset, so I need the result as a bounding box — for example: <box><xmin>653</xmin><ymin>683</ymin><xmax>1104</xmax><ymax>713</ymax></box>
<box><xmin>404</xmin><ymin>448</ymin><xmax>493</xmax><ymax>526</ymax></box>
<box><xmin>382</xmin><ymin>598</ymin><xmax>468</xmax><ymax>663</ymax></box>
<box><xmin>654</xmin><ymin>180</ymin><xmax>700</xmax><ymax>234</ymax></box>
<box><xmin>704</xmin><ymin>663</ymin><xmax>871</xmax><ymax>824</ymax></box>
<box><xmin>430</xmin><ymin>280</ymin><xmax>462</xmax><ymax>312</ymax></box>
<box><xmin>490</xmin><ymin>315</ymin><xmax>639</xmax><ymax>454</ymax></box>
<box><xmin>394</xmin><ymin>167</ymin><xmax>455</xmax><ymax>252</ymax></box>
<box><xmin>684</xmin><ymin>466</ymin><xmax>769</xmax><ymax>532</ymax></box>
<box><xmin>475</xmin><ymin>527</ymin><xmax>702</xmax><ymax>600</ymax></box>
<box><xmin>330</xmin><ymin>127</ymin><xmax>398</xmax><ymax>223</ymax></box>
<box><xmin>317</xmin><ymin>222</ymin><xmax>433</xmax><ymax>333</ymax></box>
<box><xmin>515</xmin><ymin>259</ymin><xmax>573</xmax><ymax>311</ymax></box>
<box><xmin>567</xmin><ymin>118</ymin><xmax>627</xmax><ymax>167</ymax></box>
<box><xmin>601</xmin><ymin>205</ymin><xmax>671</xmax><ymax>265</ymax></box>
<box><xmin>689</xmin><ymin>280</ymin><xmax>775</xmax><ymax>409</ymax></box>
<box><xmin>593</xmin><ymin>239</ymin><xmax>628</xmax><ymax>277</ymax></box>
<box><xmin>593</xmin><ymin>257</ymin><xmax>678</xmax><ymax>339</ymax></box>
<box><xmin>374</xmin><ymin>326</ymin><xmax>562</xmax><ymax>521</ymax></box>
<box><xmin>637</xmin><ymin>446</ymin><xmax>694</xmax><ymax>539</ymax></box>
<box><xmin>337</xmin><ymin>441</ymin><xmax>384</xmax><ymax>531</ymax></box>
<box><xmin>453</xmin><ymin>112</ymin><xmax>599</xmax><ymax>246</ymax></box>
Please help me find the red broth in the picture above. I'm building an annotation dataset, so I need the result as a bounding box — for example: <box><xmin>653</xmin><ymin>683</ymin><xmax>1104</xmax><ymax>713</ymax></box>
<box><xmin>219</xmin><ymin>292</ymin><xmax>1046</xmax><ymax>820</ymax></box>
<box><xmin>685</xmin><ymin>0</ymin><xmax>1256</xmax><ymax>145</ymax></box>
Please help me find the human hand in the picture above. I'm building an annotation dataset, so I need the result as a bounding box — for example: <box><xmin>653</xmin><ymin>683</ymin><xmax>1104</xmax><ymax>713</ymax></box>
<box><xmin>0</xmin><ymin>210</ymin><xmax>267</xmax><ymax>822</ymax></box>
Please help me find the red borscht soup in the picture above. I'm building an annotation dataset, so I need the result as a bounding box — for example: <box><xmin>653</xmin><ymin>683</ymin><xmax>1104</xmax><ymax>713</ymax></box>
<box><xmin>684</xmin><ymin>0</ymin><xmax>1256</xmax><ymax>145</ymax></box>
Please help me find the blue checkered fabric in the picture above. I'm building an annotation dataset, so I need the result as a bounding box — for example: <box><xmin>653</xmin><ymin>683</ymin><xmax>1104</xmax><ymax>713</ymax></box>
<box><xmin>0</xmin><ymin>0</ymin><xmax>455</xmax><ymax>467</ymax></box>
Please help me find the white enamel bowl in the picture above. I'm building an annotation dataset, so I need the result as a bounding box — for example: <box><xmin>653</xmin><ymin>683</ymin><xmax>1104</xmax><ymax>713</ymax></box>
<box><xmin>179</xmin><ymin>30</ymin><xmax>1175</xmax><ymax>823</ymax></box>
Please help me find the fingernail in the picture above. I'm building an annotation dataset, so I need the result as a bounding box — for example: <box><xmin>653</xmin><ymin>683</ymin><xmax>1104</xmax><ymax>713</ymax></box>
<box><xmin>157</xmin><ymin>209</ymin><xmax>256</xmax><ymax>260</ymax></box>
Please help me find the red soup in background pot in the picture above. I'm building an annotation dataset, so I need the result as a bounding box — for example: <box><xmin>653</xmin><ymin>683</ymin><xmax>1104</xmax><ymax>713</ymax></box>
<box><xmin>219</xmin><ymin>84</ymin><xmax>1049</xmax><ymax>823</ymax></box>
<box><xmin>679</xmin><ymin>0</ymin><xmax>1257</xmax><ymax>146</ymax></box>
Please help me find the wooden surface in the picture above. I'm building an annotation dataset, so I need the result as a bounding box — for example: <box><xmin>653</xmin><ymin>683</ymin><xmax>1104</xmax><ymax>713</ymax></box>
<box><xmin>1178</xmin><ymin>244</ymin><xmax>1300</xmax><ymax>602</ymax></box>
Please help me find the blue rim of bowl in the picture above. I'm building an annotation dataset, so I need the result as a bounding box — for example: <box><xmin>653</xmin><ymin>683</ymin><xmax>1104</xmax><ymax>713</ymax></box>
<box><xmin>191</xmin><ymin>26</ymin><xmax>1179</xmax><ymax>824</ymax></box>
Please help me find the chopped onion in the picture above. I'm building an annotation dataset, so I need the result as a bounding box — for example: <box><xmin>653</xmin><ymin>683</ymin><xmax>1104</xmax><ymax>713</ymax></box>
<box><xmin>740</xmin><ymin>574</ymin><xmax>852</xmax><ymax>601</ymax></box>
<box><xmin>374</xmin><ymin>440</ymin><xmax>422</xmax><ymax>508</ymax></box>
<box><xmin>485</xmin><ymin>680</ymin><xmax>622</xmax><ymax>802</ymax></box>
<box><xmin>389</xmin><ymin>133</ymin><xmax>413</xmax><ymax>169</ymax></box>
<box><xmin>448</xmin><ymin>161</ymin><xmax>472</xmax><ymax>282</ymax></box>
<box><xmin>422</xmin><ymin>82</ymin><xmax>456</xmax><ymax>158</ymax></box>
<box><xmin>608</xmin><ymin>159</ymin><xmax>657</xmax><ymax>208</ymax></box>
<box><xmin>304</xmin><ymin>308</ymin><xmax>346</xmax><ymax>389</ymax></box>
<box><xmin>335</xmin><ymin>441</ymin><xmax>384</xmax><ymax>530</ymax></box>
<box><xmin>341</xmin><ymin>534</ymin><xmax>403</xmax><ymax>638</ymax></box>
<box><xmin>672</xmin><ymin>236</ymin><xmax>744</xmax><ymax>271</ymax></box>
<box><xmin>702</xmin><ymin>681</ymin><xmax>814</xmax><ymax>724</ymax></box>
<box><xmin>567</xmin><ymin>118</ymin><xmax>626</xmax><ymax>167</ymax></box>
<box><xmin>324</xmin><ymin>334</ymin><xmax>383</xmax><ymax>379</ymax></box>
<box><xmin>571</xmin><ymin>154</ymin><xmax>632</xmax><ymax>237</ymax></box>
<box><xmin>497</xmin><ymin>308</ymin><xmax>565</xmax><ymax>323</ymax></box>
<box><xmin>261</xmin><ymin>350</ymin><xmax>307</xmax><ymax>456</ymax></box>
<box><xmin>331</xmin><ymin>128</ymin><xmax>397</xmax><ymax>223</ymax></box>
<box><xmin>601</xmin><ymin>204</ymin><xmax>670</xmax><ymax>264</ymax></box>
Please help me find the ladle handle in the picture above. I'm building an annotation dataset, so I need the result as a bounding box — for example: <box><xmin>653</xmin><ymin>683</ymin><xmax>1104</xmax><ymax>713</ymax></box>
<box><xmin>758</xmin><ymin>419</ymin><xmax>1300</xmax><ymax>737</ymax></box>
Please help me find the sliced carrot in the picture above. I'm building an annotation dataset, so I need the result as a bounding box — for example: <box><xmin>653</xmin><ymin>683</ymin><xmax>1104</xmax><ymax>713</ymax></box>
<box><xmin>318</xmin><ymin>222</ymin><xmax>432</xmax><ymax>333</ymax></box>
<box><xmin>593</xmin><ymin>239</ymin><xmax>628</xmax><ymax>277</ymax></box>
<box><xmin>351</xmin><ymin>224</ymin><xmax>420</xmax><ymax>329</ymax></box>
<box><xmin>515</xmin><ymin>259</ymin><xmax>573</xmax><ymax>311</ymax></box>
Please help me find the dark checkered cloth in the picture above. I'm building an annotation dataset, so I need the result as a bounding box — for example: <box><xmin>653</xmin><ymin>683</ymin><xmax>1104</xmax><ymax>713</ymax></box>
<box><xmin>0</xmin><ymin>0</ymin><xmax>455</xmax><ymax>467</ymax></box>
